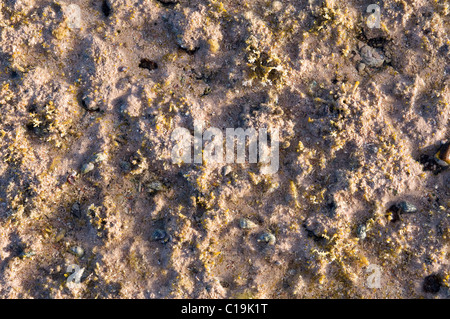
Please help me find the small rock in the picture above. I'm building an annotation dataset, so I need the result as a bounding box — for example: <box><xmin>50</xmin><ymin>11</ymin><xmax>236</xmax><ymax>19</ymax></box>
<box><xmin>92</xmin><ymin>152</ymin><xmax>107</xmax><ymax>163</ymax></box>
<box><xmin>222</xmin><ymin>165</ymin><xmax>232</xmax><ymax>176</ymax></box>
<box><xmin>356</xmin><ymin>224</ymin><xmax>367</xmax><ymax>240</ymax></box>
<box><xmin>258</xmin><ymin>232</ymin><xmax>276</xmax><ymax>245</ymax></box>
<box><xmin>151</xmin><ymin>229</ymin><xmax>170</xmax><ymax>243</ymax></box>
<box><xmin>70</xmin><ymin>246</ymin><xmax>84</xmax><ymax>257</ymax></box>
<box><xmin>120</xmin><ymin>161</ymin><xmax>131</xmax><ymax>172</ymax></box>
<box><xmin>81</xmin><ymin>162</ymin><xmax>95</xmax><ymax>174</ymax></box>
<box><xmin>147</xmin><ymin>181</ymin><xmax>164</xmax><ymax>193</ymax></box>
<box><xmin>360</xmin><ymin>44</ymin><xmax>385</xmax><ymax>68</ymax></box>
<box><xmin>357</xmin><ymin>62</ymin><xmax>366</xmax><ymax>73</ymax></box>
<box><xmin>152</xmin><ymin>229</ymin><xmax>166</xmax><ymax>240</ymax></box>
<box><xmin>395</xmin><ymin>201</ymin><xmax>417</xmax><ymax>214</ymax></box>
<box><xmin>239</xmin><ymin>218</ymin><xmax>257</xmax><ymax>230</ymax></box>
<box><xmin>55</xmin><ymin>230</ymin><xmax>65</xmax><ymax>242</ymax></box>
<box><xmin>71</xmin><ymin>202</ymin><xmax>81</xmax><ymax>218</ymax></box>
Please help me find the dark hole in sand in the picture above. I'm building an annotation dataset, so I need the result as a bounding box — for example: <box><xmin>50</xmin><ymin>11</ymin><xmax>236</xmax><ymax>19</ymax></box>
<box><xmin>156</xmin><ymin>0</ymin><xmax>179</xmax><ymax>7</ymax></box>
<box><xmin>423</xmin><ymin>274</ymin><xmax>442</xmax><ymax>294</ymax></box>
<box><xmin>102</xmin><ymin>0</ymin><xmax>112</xmax><ymax>17</ymax></box>
<box><xmin>139</xmin><ymin>59</ymin><xmax>158</xmax><ymax>71</ymax></box>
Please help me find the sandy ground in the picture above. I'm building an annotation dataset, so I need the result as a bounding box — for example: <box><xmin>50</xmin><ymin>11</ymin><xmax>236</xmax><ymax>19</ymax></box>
<box><xmin>0</xmin><ymin>0</ymin><xmax>449</xmax><ymax>298</ymax></box>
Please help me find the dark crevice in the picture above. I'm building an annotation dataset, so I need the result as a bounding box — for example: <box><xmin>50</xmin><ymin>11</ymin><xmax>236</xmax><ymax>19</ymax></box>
<box><xmin>101</xmin><ymin>0</ymin><xmax>112</xmax><ymax>18</ymax></box>
<box><xmin>139</xmin><ymin>59</ymin><xmax>158</xmax><ymax>71</ymax></box>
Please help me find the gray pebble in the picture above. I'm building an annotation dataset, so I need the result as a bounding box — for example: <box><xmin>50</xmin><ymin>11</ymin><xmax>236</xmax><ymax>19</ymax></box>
<box><xmin>356</xmin><ymin>224</ymin><xmax>367</xmax><ymax>240</ymax></box>
<box><xmin>360</xmin><ymin>45</ymin><xmax>385</xmax><ymax>68</ymax></box>
<box><xmin>81</xmin><ymin>162</ymin><xmax>95</xmax><ymax>174</ymax></box>
<box><xmin>120</xmin><ymin>161</ymin><xmax>131</xmax><ymax>172</ymax></box>
<box><xmin>357</xmin><ymin>62</ymin><xmax>366</xmax><ymax>73</ymax></box>
<box><xmin>70</xmin><ymin>246</ymin><xmax>84</xmax><ymax>257</ymax></box>
<box><xmin>71</xmin><ymin>202</ymin><xmax>81</xmax><ymax>218</ymax></box>
<box><xmin>258</xmin><ymin>232</ymin><xmax>276</xmax><ymax>245</ymax></box>
<box><xmin>239</xmin><ymin>218</ymin><xmax>257</xmax><ymax>230</ymax></box>
<box><xmin>222</xmin><ymin>165</ymin><xmax>232</xmax><ymax>177</ymax></box>
<box><xmin>151</xmin><ymin>229</ymin><xmax>169</xmax><ymax>243</ymax></box>
<box><xmin>91</xmin><ymin>152</ymin><xmax>107</xmax><ymax>163</ymax></box>
<box><xmin>396</xmin><ymin>201</ymin><xmax>417</xmax><ymax>214</ymax></box>
<box><xmin>147</xmin><ymin>181</ymin><xmax>164</xmax><ymax>193</ymax></box>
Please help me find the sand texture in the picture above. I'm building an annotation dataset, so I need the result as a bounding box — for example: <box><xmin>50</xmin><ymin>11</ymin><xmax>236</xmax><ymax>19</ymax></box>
<box><xmin>0</xmin><ymin>0</ymin><xmax>449</xmax><ymax>298</ymax></box>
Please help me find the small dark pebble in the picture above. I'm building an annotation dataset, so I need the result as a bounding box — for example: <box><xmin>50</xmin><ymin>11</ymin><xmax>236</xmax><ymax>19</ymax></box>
<box><xmin>303</xmin><ymin>225</ymin><xmax>327</xmax><ymax>243</ymax></box>
<box><xmin>423</xmin><ymin>274</ymin><xmax>442</xmax><ymax>294</ymax></box>
<box><xmin>388</xmin><ymin>201</ymin><xmax>417</xmax><ymax>215</ymax></box>
<box><xmin>152</xmin><ymin>229</ymin><xmax>165</xmax><ymax>240</ymax></box>
<box><xmin>356</xmin><ymin>224</ymin><xmax>367</xmax><ymax>240</ymax></box>
<box><xmin>120</xmin><ymin>161</ymin><xmax>131</xmax><ymax>172</ymax></box>
<box><xmin>71</xmin><ymin>202</ymin><xmax>81</xmax><ymax>218</ymax></box>
<box><xmin>258</xmin><ymin>232</ymin><xmax>276</xmax><ymax>245</ymax></box>
<box><xmin>387</xmin><ymin>201</ymin><xmax>417</xmax><ymax>222</ymax></box>
<box><xmin>222</xmin><ymin>165</ymin><xmax>232</xmax><ymax>177</ymax></box>
<box><xmin>139</xmin><ymin>59</ymin><xmax>158</xmax><ymax>71</ymax></box>
<box><xmin>395</xmin><ymin>201</ymin><xmax>417</xmax><ymax>214</ymax></box>
<box><xmin>151</xmin><ymin>229</ymin><xmax>170</xmax><ymax>243</ymax></box>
